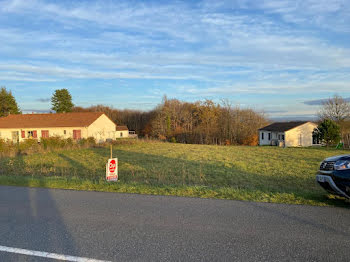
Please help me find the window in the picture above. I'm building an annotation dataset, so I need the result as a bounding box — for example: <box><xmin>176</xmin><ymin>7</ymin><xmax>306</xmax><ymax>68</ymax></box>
<box><xmin>282</xmin><ymin>135</ymin><xmax>285</xmax><ymax>141</ymax></box>
<box><xmin>268</xmin><ymin>133</ymin><xmax>271</xmax><ymax>140</ymax></box>
<box><xmin>64</xmin><ymin>130</ymin><xmax>67</xmax><ymax>135</ymax></box>
<box><xmin>261</xmin><ymin>132</ymin><xmax>264</xmax><ymax>140</ymax></box>
<box><xmin>27</xmin><ymin>130</ymin><xmax>37</xmax><ymax>138</ymax></box>
<box><xmin>28</xmin><ymin>131</ymin><xmax>34</xmax><ymax>138</ymax></box>
<box><xmin>120</xmin><ymin>132</ymin><xmax>123</xmax><ymax>137</ymax></box>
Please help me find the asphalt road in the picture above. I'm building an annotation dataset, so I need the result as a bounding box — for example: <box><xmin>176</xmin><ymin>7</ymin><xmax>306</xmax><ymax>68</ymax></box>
<box><xmin>0</xmin><ymin>185</ymin><xmax>350</xmax><ymax>262</ymax></box>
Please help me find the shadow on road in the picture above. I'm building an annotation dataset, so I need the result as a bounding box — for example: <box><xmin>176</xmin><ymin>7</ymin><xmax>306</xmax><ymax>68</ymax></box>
<box><xmin>0</xmin><ymin>183</ymin><xmax>78</xmax><ymax>260</ymax></box>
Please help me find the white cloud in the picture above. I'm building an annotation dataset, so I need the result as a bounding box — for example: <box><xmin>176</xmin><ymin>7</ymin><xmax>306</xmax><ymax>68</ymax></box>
<box><xmin>0</xmin><ymin>0</ymin><xmax>349</xmax><ymax>115</ymax></box>
<box><xmin>0</xmin><ymin>64</ymin><xmax>204</xmax><ymax>80</ymax></box>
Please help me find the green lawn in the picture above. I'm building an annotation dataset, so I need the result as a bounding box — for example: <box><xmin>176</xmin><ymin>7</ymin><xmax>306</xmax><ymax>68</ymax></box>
<box><xmin>0</xmin><ymin>140</ymin><xmax>349</xmax><ymax>207</ymax></box>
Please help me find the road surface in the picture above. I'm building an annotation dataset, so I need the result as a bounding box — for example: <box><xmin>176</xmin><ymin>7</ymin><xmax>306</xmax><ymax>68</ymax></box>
<box><xmin>0</xmin><ymin>185</ymin><xmax>349</xmax><ymax>261</ymax></box>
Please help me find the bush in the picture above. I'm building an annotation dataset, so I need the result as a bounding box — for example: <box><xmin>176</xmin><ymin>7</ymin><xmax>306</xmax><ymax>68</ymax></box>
<box><xmin>41</xmin><ymin>136</ymin><xmax>66</xmax><ymax>149</ymax></box>
<box><xmin>87</xmin><ymin>137</ymin><xmax>96</xmax><ymax>145</ymax></box>
<box><xmin>0</xmin><ymin>136</ymin><xmax>99</xmax><ymax>158</ymax></box>
<box><xmin>66</xmin><ymin>138</ymin><xmax>74</xmax><ymax>147</ymax></box>
<box><xmin>0</xmin><ymin>139</ymin><xmax>5</xmax><ymax>151</ymax></box>
<box><xmin>242</xmin><ymin>134</ymin><xmax>258</xmax><ymax>146</ymax></box>
<box><xmin>19</xmin><ymin>139</ymin><xmax>40</xmax><ymax>154</ymax></box>
<box><xmin>0</xmin><ymin>139</ymin><xmax>18</xmax><ymax>157</ymax></box>
<box><xmin>78</xmin><ymin>138</ymin><xmax>87</xmax><ymax>147</ymax></box>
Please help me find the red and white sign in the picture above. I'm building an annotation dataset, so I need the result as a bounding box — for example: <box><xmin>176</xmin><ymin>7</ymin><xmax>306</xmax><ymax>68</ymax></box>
<box><xmin>106</xmin><ymin>158</ymin><xmax>118</xmax><ymax>181</ymax></box>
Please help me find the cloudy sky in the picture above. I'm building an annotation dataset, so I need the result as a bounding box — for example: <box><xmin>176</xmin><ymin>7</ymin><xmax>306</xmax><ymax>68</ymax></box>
<box><xmin>1</xmin><ymin>0</ymin><xmax>349</xmax><ymax>118</ymax></box>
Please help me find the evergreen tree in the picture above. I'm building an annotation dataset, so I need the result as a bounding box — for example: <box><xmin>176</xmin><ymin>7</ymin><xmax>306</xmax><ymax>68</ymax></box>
<box><xmin>0</xmin><ymin>87</ymin><xmax>21</xmax><ymax>117</ymax></box>
<box><xmin>51</xmin><ymin>89</ymin><xmax>74</xmax><ymax>113</ymax></box>
<box><xmin>313</xmin><ymin>119</ymin><xmax>341</xmax><ymax>146</ymax></box>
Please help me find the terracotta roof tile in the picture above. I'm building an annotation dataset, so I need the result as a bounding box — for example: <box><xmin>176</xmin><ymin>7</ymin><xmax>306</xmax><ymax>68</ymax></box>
<box><xmin>0</xmin><ymin>112</ymin><xmax>105</xmax><ymax>128</ymax></box>
<box><xmin>116</xmin><ymin>125</ymin><xmax>128</xmax><ymax>131</ymax></box>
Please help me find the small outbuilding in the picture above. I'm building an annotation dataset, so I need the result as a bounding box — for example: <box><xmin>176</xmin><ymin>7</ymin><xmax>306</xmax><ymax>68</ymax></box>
<box><xmin>0</xmin><ymin>112</ymin><xmax>118</xmax><ymax>143</ymax></box>
<box><xmin>116</xmin><ymin>125</ymin><xmax>129</xmax><ymax>138</ymax></box>
<box><xmin>259</xmin><ymin>121</ymin><xmax>319</xmax><ymax>147</ymax></box>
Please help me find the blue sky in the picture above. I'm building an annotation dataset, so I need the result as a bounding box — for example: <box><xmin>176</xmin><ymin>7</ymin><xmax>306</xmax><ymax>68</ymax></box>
<box><xmin>1</xmin><ymin>0</ymin><xmax>349</xmax><ymax>119</ymax></box>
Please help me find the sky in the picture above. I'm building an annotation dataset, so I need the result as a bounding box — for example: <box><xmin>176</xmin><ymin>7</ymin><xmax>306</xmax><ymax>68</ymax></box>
<box><xmin>0</xmin><ymin>0</ymin><xmax>349</xmax><ymax>119</ymax></box>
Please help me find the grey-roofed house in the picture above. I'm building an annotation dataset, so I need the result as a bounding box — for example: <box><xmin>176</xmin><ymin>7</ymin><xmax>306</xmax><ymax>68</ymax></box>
<box><xmin>259</xmin><ymin>121</ymin><xmax>318</xmax><ymax>147</ymax></box>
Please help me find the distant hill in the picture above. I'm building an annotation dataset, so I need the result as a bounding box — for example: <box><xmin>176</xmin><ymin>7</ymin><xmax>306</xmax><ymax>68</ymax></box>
<box><xmin>269</xmin><ymin>115</ymin><xmax>317</xmax><ymax>122</ymax></box>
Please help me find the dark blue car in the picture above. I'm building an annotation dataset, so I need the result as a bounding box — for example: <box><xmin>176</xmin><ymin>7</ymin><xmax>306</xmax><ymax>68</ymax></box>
<box><xmin>316</xmin><ymin>154</ymin><xmax>350</xmax><ymax>199</ymax></box>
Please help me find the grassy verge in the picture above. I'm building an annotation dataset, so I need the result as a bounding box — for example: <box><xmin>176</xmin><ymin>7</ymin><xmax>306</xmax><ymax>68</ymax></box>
<box><xmin>0</xmin><ymin>140</ymin><xmax>349</xmax><ymax>207</ymax></box>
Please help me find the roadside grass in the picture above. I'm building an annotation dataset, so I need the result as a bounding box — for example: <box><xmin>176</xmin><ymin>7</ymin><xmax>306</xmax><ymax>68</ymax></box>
<box><xmin>0</xmin><ymin>140</ymin><xmax>349</xmax><ymax>207</ymax></box>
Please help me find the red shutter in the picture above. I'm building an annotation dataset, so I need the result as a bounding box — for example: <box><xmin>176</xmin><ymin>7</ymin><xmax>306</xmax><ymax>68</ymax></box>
<box><xmin>33</xmin><ymin>131</ymin><xmax>37</xmax><ymax>138</ymax></box>
<box><xmin>73</xmin><ymin>130</ymin><xmax>81</xmax><ymax>140</ymax></box>
<box><xmin>41</xmin><ymin>130</ymin><xmax>49</xmax><ymax>138</ymax></box>
<box><xmin>21</xmin><ymin>131</ymin><xmax>25</xmax><ymax>138</ymax></box>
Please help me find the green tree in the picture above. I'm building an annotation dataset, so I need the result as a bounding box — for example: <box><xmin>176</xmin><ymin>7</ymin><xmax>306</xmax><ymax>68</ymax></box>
<box><xmin>313</xmin><ymin>119</ymin><xmax>341</xmax><ymax>146</ymax></box>
<box><xmin>0</xmin><ymin>87</ymin><xmax>21</xmax><ymax>117</ymax></box>
<box><xmin>51</xmin><ymin>89</ymin><xmax>74</xmax><ymax>113</ymax></box>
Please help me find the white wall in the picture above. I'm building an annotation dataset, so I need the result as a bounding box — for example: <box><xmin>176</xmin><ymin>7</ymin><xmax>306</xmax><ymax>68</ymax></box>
<box><xmin>116</xmin><ymin>130</ymin><xmax>129</xmax><ymax>138</ymax></box>
<box><xmin>87</xmin><ymin>114</ymin><xmax>117</xmax><ymax>143</ymax></box>
<box><xmin>285</xmin><ymin>122</ymin><xmax>317</xmax><ymax>147</ymax></box>
<box><xmin>259</xmin><ymin>131</ymin><xmax>285</xmax><ymax>146</ymax></box>
<box><xmin>0</xmin><ymin>114</ymin><xmax>117</xmax><ymax>143</ymax></box>
<box><xmin>259</xmin><ymin>131</ymin><xmax>270</xmax><ymax>145</ymax></box>
<box><xmin>0</xmin><ymin>127</ymin><xmax>88</xmax><ymax>142</ymax></box>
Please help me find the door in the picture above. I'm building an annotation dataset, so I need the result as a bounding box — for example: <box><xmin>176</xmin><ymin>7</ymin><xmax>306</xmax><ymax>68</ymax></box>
<box><xmin>11</xmin><ymin>131</ymin><xmax>19</xmax><ymax>143</ymax></box>
<box><xmin>73</xmin><ymin>130</ymin><xmax>81</xmax><ymax>140</ymax></box>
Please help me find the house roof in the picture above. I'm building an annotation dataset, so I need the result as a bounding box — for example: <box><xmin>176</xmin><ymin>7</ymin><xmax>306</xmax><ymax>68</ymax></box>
<box><xmin>116</xmin><ymin>125</ymin><xmax>128</xmax><ymax>131</ymax></box>
<box><xmin>259</xmin><ymin>121</ymin><xmax>311</xmax><ymax>132</ymax></box>
<box><xmin>0</xmin><ymin>112</ymin><xmax>105</xmax><ymax>129</ymax></box>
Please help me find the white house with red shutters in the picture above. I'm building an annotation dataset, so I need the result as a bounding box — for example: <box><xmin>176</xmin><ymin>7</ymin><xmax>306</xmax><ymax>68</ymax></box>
<box><xmin>0</xmin><ymin>112</ymin><xmax>118</xmax><ymax>143</ymax></box>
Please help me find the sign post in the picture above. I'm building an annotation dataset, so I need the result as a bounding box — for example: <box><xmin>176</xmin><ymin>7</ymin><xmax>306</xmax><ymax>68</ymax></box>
<box><xmin>106</xmin><ymin>158</ymin><xmax>118</xmax><ymax>181</ymax></box>
<box><xmin>106</xmin><ymin>145</ymin><xmax>118</xmax><ymax>181</ymax></box>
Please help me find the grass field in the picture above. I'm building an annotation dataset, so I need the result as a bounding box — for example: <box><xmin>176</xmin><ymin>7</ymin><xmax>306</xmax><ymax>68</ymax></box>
<box><xmin>0</xmin><ymin>140</ymin><xmax>349</xmax><ymax>207</ymax></box>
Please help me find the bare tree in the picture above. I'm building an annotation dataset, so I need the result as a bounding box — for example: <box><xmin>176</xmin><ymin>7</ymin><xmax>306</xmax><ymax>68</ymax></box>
<box><xmin>318</xmin><ymin>95</ymin><xmax>350</xmax><ymax>123</ymax></box>
<box><xmin>318</xmin><ymin>95</ymin><xmax>350</xmax><ymax>148</ymax></box>
<box><xmin>73</xmin><ymin>98</ymin><xmax>268</xmax><ymax>146</ymax></box>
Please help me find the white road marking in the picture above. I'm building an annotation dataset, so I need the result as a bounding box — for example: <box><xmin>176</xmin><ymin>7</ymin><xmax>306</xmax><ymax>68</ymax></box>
<box><xmin>0</xmin><ymin>245</ymin><xmax>111</xmax><ymax>262</ymax></box>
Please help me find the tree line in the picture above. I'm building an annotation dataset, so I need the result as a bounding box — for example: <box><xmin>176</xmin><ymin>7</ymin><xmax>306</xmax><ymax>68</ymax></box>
<box><xmin>2</xmin><ymin>86</ymin><xmax>350</xmax><ymax>147</ymax></box>
<box><xmin>73</xmin><ymin>97</ymin><xmax>268</xmax><ymax>145</ymax></box>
